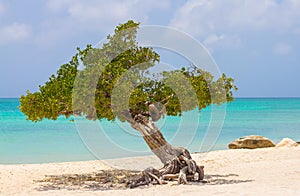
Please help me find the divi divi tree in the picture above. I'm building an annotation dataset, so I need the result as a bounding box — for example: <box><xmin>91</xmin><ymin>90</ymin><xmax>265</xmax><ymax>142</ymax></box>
<box><xmin>20</xmin><ymin>20</ymin><xmax>237</xmax><ymax>187</ymax></box>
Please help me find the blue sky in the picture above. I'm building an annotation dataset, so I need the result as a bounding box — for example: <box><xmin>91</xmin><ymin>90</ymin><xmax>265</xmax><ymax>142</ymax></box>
<box><xmin>0</xmin><ymin>0</ymin><xmax>299</xmax><ymax>98</ymax></box>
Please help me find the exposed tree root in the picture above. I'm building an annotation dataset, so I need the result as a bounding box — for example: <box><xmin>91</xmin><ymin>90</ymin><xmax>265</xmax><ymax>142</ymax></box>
<box><xmin>121</xmin><ymin>114</ymin><xmax>205</xmax><ymax>188</ymax></box>
<box><xmin>128</xmin><ymin>148</ymin><xmax>204</xmax><ymax>188</ymax></box>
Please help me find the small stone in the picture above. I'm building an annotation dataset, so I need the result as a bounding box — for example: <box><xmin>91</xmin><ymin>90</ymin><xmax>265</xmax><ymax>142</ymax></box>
<box><xmin>228</xmin><ymin>135</ymin><xmax>275</xmax><ymax>149</ymax></box>
<box><xmin>276</xmin><ymin>138</ymin><xmax>299</xmax><ymax>148</ymax></box>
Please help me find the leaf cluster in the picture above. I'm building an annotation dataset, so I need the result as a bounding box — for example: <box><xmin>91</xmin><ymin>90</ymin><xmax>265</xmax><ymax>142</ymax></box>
<box><xmin>20</xmin><ymin>20</ymin><xmax>237</xmax><ymax>122</ymax></box>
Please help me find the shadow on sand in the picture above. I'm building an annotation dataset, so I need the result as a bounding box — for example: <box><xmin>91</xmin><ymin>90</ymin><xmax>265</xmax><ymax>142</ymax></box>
<box><xmin>35</xmin><ymin>170</ymin><xmax>253</xmax><ymax>191</ymax></box>
<box><xmin>203</xmin><ymin>174</ymin><xmax>253</xmax><ymax>185</ymax></box>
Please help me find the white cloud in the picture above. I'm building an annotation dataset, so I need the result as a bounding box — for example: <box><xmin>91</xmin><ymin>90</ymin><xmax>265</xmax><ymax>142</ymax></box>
<box><xmin>203</xmin><ymin>34</ymin><xmax>241</xmax><ymax>53</ymax></box>
<box><xmin>45</xmin><ymin>0</ymin><xmax>170</xmax><ymax>29</ymax></box>
<box><xmin>0</xmin><ymin>23</ymin><xmax>31</xmax><ymax>44</ymax></box>
<box><xmin>36</xmin><ymin>0</ymin><xmax>170</xmax><ymax>45</ymax></box>
<box><xmin>46</xmin><ymin>0</ymin><xmax>75</xmax><ymax>12</ymax></box>
<box><xmin>67</xmin><ymin>1</ymin><xmax>170</xmax><ymax>21</ymax></box>
<box><xmin>203</xmin><ymin>34</ymin><xmax>225</xmax><ymax>45</ymax></box>
<box><xmin>0</xmin><ymin>2</ymin><xmax>5</xmax><ymax>14</ymax></box>
<box><xmin>170</xmin><ymin>0</ymin><xmax>300</xmax><ymax>36</ymax></box>
<box><xmin>273</xmin><ymin>42</ymin><xmax>292</xmax><ymax>55</ymax></box>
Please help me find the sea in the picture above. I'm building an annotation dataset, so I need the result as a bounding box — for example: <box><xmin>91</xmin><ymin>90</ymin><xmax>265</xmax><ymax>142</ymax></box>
<box><xmin>1</xmin><ymin>98</ymin><xmax>300</xmax><ymax>164</ymax></box>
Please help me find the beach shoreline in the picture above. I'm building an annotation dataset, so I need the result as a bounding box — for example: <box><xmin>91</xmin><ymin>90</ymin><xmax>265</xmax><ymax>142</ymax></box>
<box><xmin>1</xmin><ymin>146</ymin><xmax>300</xmax><ymax>195</ymax></box>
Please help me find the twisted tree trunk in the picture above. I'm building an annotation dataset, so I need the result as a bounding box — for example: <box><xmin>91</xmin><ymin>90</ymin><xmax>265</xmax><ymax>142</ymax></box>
<box><xmin>127</xmin><ymin>114</ymin><xmax>204</xmax><ymax>188</ymax></box>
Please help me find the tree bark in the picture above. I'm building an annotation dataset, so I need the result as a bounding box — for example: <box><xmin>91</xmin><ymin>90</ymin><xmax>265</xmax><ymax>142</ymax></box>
<box><xmin>126</xmin><ymin>114</ymin><xmax>204</xmax><ymax>188</ymax></box>
<box><xmin>129</xmin><ymin>114</ymin><xmax>182</xmax><ymax>164</ymax></box>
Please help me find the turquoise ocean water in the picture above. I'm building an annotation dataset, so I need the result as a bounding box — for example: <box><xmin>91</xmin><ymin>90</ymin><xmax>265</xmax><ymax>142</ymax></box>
<box><xmin>1</xmin><ymin>98</ymin><xmax>300</xmax><ymax>164</ymax></box>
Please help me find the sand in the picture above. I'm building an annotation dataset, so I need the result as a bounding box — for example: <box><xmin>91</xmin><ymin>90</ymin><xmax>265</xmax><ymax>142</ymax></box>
<box><xmin>1</xmin><ymin>146</ymin><xmax>300</xmax><ymax>195</ymax></box>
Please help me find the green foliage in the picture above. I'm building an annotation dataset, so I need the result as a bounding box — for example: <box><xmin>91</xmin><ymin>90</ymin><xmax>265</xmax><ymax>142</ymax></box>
<box><xmin>20</xmin><ymin>20</ymin><xmax>237</xmax><ymax>122</ymax></box>
<box><xmin>20</xmin><ymin>54</ymin><xmax>79</xmax><ymax>121</ymax></box>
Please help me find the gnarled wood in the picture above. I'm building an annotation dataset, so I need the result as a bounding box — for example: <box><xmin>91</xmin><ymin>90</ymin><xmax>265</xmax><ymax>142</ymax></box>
<box><xmin>126</xmin><ymin>114</ymin><xmax>205</xmax><ymax>188</ymax></box>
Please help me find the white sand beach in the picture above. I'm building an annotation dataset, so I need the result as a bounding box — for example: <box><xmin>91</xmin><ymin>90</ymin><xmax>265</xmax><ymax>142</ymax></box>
<box><xmin>1</xmin><ymin>146</ymin><xmax>300</xmax><ymax>196</ymax></box>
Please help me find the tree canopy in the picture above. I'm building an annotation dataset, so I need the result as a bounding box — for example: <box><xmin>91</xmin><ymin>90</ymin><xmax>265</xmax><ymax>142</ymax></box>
<box><xmin>20</xmin><ymin>20</ymin><xmax>237</xmax><ymax>122</ymax></box>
